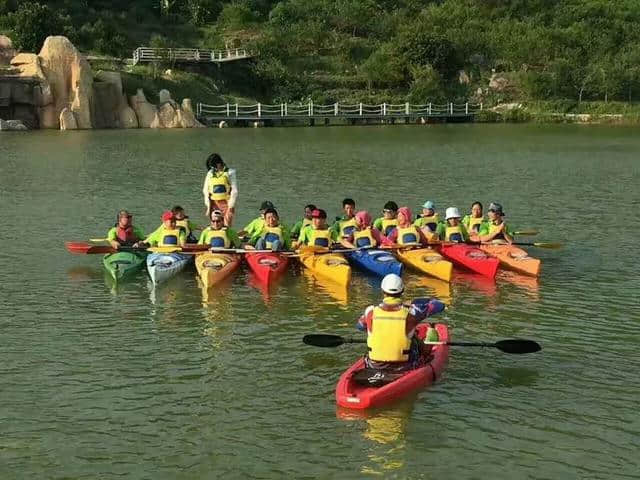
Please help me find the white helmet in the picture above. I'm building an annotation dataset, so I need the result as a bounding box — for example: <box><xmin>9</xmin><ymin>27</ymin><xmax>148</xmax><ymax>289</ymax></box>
<box><xmin>445</xmin><ymin>207</ymin><xmax>461</xmax><ymax>220</ymax></box>
<box><xmin>381</xmin><ymin>274</ymin><xmax>404</xmax><ymax>295</ymax></box>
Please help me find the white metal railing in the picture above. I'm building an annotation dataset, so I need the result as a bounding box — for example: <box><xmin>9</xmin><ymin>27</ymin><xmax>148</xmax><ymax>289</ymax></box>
<box><xmin>132</xmin><ymin>47</ymin><xmax>252</xmax><ymax>65</ymax></box>
<box><xmin>196</xmin><ymin>101</ymin><xmax>483</xmax><ymax>118</ymax></box>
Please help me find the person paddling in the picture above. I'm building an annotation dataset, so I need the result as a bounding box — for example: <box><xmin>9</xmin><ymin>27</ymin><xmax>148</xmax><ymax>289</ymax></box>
<box><xmin>462</xmin><ymin>201</ymin><xmax>485</xmax><ymax>239</ymax></box>
<box><xmin>198</xmin><ymin>210</ymin><xmax>241</xmax><ymax>249</ymax></box>
<box><xmin>250</xmin><ymin>208</ymin><xmax>292</xmax><ymax>252</ymax></box>
<box><xmin>385</xmin><ymin>207</ymin><xmax>431</xmax><ymax>247</ymax></box>
<box><xmin>414</xmin><ymin>200</ymin><xmax>441</xmax><ymax>241</ymax></box>
<box><xmin>436</xmin><ymin>207</ymin><xmax>470</xmax><ymax>243</ymax></box>
<box><xmin>172</xmin><ymin>205</ymin><xmax>199</xmax><ymax>243</ymax></box>
<box><xmin>340</xmin><ymin>211</ymin><xmax>388</xmax><ymax>249</ymax></box>
<box><xmin>373</xmin><ymin>201</ymin><xmax>399</xmax><ymax>237</ymax></box>
<box><xmin>239</xmin><ymin>201</ymin><xmax>275</xmax><ymax>240</ymax></box>
<box><xmin>136</xmin><ymin>211</ymin><xmax>186</xmax><ymax>248</ymax></box>
<box><xmin>356</xmin><ymin>274</ymin><xmax>443</xmax><ymax>372</ymax></box>
<box><xmin>478</xmin><ymin>202</ymin><xmax>514</xmax><ymax>244</ymax></box>
<box><xmin>107</xmin><ymin>210</ymin><xmax>145</xmax><ymax>250</ymax></box>
<box><xmin>293</xmin><ymin>208</ymin><xmax>333</xmax><ymax>249</ymax></box>
<box><xmin>290</xmin><ymin>204</ymin><xmax>316</xmax><ymax>239</ymax></box>
<box><xmin>330</xmin><ymin>198</ymin><xmax>357</xmax><ymax>241</ymax></box>
<box><xmin>202</xmin><ymin>153</ymin><xmax>238</xmax><ymax>226</ymax></box>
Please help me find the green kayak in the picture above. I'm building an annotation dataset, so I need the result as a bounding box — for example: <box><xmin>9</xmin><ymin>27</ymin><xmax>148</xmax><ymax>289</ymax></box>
<box><xmin>103</xmin><ymin>251</ymin><xmax>148</xmax><ymax>282</ymax></box>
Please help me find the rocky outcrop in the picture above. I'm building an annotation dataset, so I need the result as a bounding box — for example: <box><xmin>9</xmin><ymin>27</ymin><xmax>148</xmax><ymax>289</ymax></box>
<box><xmin>0</xmin><ymin>119</ymin><xmax>28</xmax><ymax>131</ymax></box>
<box><xmin>59</xmin><ymin>108</ymin><xmax>77</xmax><ymax>130</ymax></box>
<box><xmin>0</xmin><ymin>35</ymin><xmax>16</xmax><ymax>66</ymax></box>
<box><xmin>129</xmin><ymin>89</ymin><xmax>157</xmax><ymax>128</ymax></box>
<box><xmin>489</xmin><ymin>73</ymin><xmax>510</xmax><ymax>92</ymax></box>
<box><xmin>149</xmin><ymin>90</ymin><xmax>204</xmax><ymax>129</ymax></box>
<box><xmin>180</xmin><ymin>98</ymin><xmax>204</xmax><ymax>128</ymax></box>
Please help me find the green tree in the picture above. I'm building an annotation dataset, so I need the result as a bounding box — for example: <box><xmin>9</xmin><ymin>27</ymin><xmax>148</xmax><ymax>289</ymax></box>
<box><xmin>8</xmin><ymin>2</ymin><xmax>71</xmax><ymax>52</ymax></box>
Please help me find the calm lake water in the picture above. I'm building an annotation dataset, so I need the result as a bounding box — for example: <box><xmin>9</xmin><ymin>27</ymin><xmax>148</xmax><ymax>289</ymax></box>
<box><xmin>1</xmin><ymin>124</ymin><xmax>639</xmax><ymax>479</ymax></box>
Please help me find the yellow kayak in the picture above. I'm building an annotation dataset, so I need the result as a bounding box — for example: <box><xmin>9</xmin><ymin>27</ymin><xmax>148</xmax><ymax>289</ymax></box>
<box><xmin>299</xmin><ymin>251</ymin><xmax>351</xmax><ymax>287</ymax></box>
<box><xmin>394</xmin><ymin>248</ymin><xmax>453</xmax><ymax>282</ymax></box>
<box><xmin>195</xmin><ymin>252</ymin><xmax>241</xmax><ymax>288</ymax></box>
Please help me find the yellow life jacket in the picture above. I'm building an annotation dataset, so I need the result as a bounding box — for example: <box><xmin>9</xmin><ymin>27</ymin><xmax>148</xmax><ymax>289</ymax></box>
<box><xmin>418</xmin><ymin>213</ymin><xmax>440</xmax><ymax>232</ymax></box>
<box><xmin>158</xmin><ymin>228</ymin><xmax>182</xmax><ymax>247</ymax></box>
<box><xmin>310</xmin><ymin>228</ymin><xmax>331</xmax><ymax>248</ymax></box>
<box><xmin>367</xmin><ymin>305</ymin><xmax>411</xmax><ymax>362</ymax></box>
<box><xmin>302</xmin><ymin>218</ymin><xmax>312</xmax><ymax>229</ymax></box>
<box><xmin>445</xmin><ymin>225</ymin><xmax>465</xmax><ymax>243</ymax></box>
<box><xmin>201</xmin><ymin>227</ymin><xmax>231</xmax><ymax>248</ymax></box>
<box><xmin>488</xmin><ymin>221</ymin><xmax>509</xmax><ymax>241</ymax></box>
<box><xmin>209</xmin><ymin>171</ymin><xmax>231</xmax><ymax>201</ymax></box>
<box><xmin>397</xmin><ymin>225</ymin><xmax>421</xmax><ymax>246</ymax></box>
<box><xmin>381</xmin><ymin>218</ymin><xmax>398</xmax><ymax>236</ymax></box>
<box><xmin>175</xmin><ymin>219</ymin><xmax>191</xmax><ymax>237</ymax></box>
<box><xmin>262</xmin><ymin>225</ymin><xmax>284</xmax><ymax>249</ymax></box>
<box><xmin>466</xmin><ymin>216</ymin><xmax>484</xmax><ymax>233</ymax></box>
<box><xmin>353</xmin><ymin>227</ymin><xmax>377</xmax><ymax>248</ymax></box>
<box><xmin>339</xmin><ymin>217</ymin><xmax>357</xmax><ymax>238</ymax></box>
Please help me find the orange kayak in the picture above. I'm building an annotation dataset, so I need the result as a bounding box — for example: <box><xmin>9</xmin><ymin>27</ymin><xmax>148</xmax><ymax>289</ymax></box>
<box><xmin>479</xmin><ymin>244</ymin><xmax>540</xmax><ymax>277</ymax></box>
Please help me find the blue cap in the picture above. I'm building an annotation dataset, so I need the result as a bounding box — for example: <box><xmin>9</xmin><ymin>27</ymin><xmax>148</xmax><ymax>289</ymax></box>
<box><xmin>422</xmin><ymin>201</ymin><xmax>435</xmax><ymax>209</ymax></box>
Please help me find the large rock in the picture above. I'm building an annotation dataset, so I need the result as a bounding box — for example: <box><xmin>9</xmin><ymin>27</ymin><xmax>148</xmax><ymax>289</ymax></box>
<box><xmin>94</xmin><ymin>71</ymin><xmax>138</xmax><ymax>128</ymax></box>
<box><xmin>0</xmin><ymin>35</ymin><xmax>16</xmax><ymax>66</ymax></box>
<box><xmin>38</xmin><ymin>36</ymin><xmax>93</xmax><ymax>129</ymax></box>
<box><xmin>0</xmin><ymin>119</ymin><xmax>29</xmax><ymax>131</ymax></box>
<box><xmin>59</xmin><ymin>108</ymin><xmax>77</xmax><ymax>130</ymax></box>
<box><xmin>92</xmin><ymin>81</ymin><xmax>120</xmax><ymax>128</ymax></box>
<box><xmin>153</xmin><ymin>102</ymin><xmax>182</xmax><ymax>128</ymax></box>
<box><xmin>10</xmin><ymin>53</ymin><xmax>46</xmax><ymax>81</ymax></box>
<box><xmin>129</xmin><ymin>89</ymin><xmax>157</xmax><ymax>128</ymax></box>
<box><xmin>180</xmin><ymin>98</ymin><xmax>204</xmax><ymax>128</ymax></box>
<box><xmin>489</xmin><ymin>73</ymin><xmax>510</xmax><ymax>92</ymax></box>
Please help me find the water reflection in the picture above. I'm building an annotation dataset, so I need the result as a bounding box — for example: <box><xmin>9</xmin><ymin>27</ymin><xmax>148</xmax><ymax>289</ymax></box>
<box><xmin>301</xmin><ymin>268</ymin><xmax>349</xmax><ymax>306</ymax></box>
<box><xmin>404</xmin><ymin>274</ymin><xmax>452</xmax><ymax>304</ymax></box>
<box><xmin>453</xmin><ymin>271</ymin><xmax>498</xmax><ymax>297</ymax></box>
<box><xmin>499</xmin><ymin>271</ymin><xmax>540</xmax><ymax>300</ymax></box>
<box><xmin>493</xmin><ymin>367</ymin><xmax>540</xmax><ymax>388</ymax></box>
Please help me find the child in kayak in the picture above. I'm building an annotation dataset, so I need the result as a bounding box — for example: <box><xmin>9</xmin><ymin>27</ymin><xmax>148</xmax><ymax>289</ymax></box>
<box><xmin>290</xmin><ymin>204</ymin><xmax>316</xmax><ymax>239</ymax></box>
<box><xmin>136</xmin><ymin>211</ymin><xmax>186</xmax><ymax>248</ymax></box>
<box><xmin>373</xmin><ymin>200</ymin><xmax>399</xmax><ymax>237</ymax></box>
<box><xmin>356</xmin><ymin>274</ymin><xmax>443</xmax><ymax>372</ymax></box>
<box><xmin>107</xmin><ymin>210</ymin><xmax>145</xmax><ymax>249</ymax></box>
<box><xmin>330</xmin><ymin>198</ymin><xmax>357</xmax><ymax>241</ymax></box>
<box><xmin>202</xmin><ymin>153</ymin><xmax>238</xmax><ymax>226</ymax></box>
<box><xmin>385</xmin><ymin>207</ymin><xmax>431</xmax><ymax>246</ymax></box>
<box><xmin>293</xmin><ymin>208</ymin><xmax>334</xmax><ymax>248</ymax></box>
<box><xmin>436</xmin><ymin>207</ymin><xmax>470</xmax><ymax>243</ymax></box>
<box><xmin>340</xmin><ymin>211</ymin><xmax>387</xmax><ymax>249</ymax></box>
<box><xmin>198</xmin><ymin>210</ymin><xmax>242</xmax><ymax>248</ymax></box>
<box><xmin>478</xmin><ymin>202</ymin><xmax>514</xmax><ymax>244</ymax></box>
<box><xmin>172</xmin><ymin>205</ymin><xmax>200</xmax><ymax>243</ymax></box>
<box><xmin>462</xmin><ymin>201</ymin><xmax>485</xmax><ymax>239</ymax></box>
<box><xmin>414</xmin><ymin>200</ymin><xmax>442</xmax><ymax>241</ymax></box>
<box><xmin>239</xmin><ymin>201</ymin><xmax>275</xmax><ymax>240</ymax></box>
<box><xmin>249</xmin><ymin>208</ymin><xmax>292</xmax><ymax>252</ymax></box>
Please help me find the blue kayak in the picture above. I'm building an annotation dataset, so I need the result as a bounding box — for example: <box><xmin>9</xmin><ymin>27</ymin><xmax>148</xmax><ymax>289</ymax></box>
<box><xmin>346</xmin><ymin>249</ymin><xmax>403</xmax><ymax>277</ymax></box>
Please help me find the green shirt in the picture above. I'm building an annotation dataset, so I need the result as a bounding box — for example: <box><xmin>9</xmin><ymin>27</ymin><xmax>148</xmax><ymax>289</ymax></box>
<box><xmin>436</xmin><ymin>223</ymin><xmax>470</xmax><ymax>242</ymax></box>
<box><xmin>243</xmin><ymin>217</ymin><xmax>264</xmax><ymax>238</ymax></box>
<box><xmin>144</xmin><ymin>226</ymin><xmax>187</xmax><ymax>246</ymax></box>
<box><xmin>197</xmin><ymin>227</ymin><xmax>241</xmax><ymax>248</ymax></box>
<box><xmin>478</xmin><ymin>221</ymin><xmax>514</xmax><ymax>238</ymax></box>
<box><xmin>461</xmin><ymin>215</ymin><xmax>487</xmax><ymax>234</ymax></box>
<box><xmin>330</xmin><ymin>215</ymin><xmax>356</xmax><ymax>241</ymax></box>
<box><xmin>290</xmin><ymin>218</ymin><xmax>312</xmax><ymax>239</ymax></box>
<box><xmin>250</xmin><ymin>223</ymin><xmax>292</xmax><ymax>249</ymax></box>
<box><xmin>107</xmin><ymin>226</ymin><xmax>145</xmax><ymax>242</ymax></box>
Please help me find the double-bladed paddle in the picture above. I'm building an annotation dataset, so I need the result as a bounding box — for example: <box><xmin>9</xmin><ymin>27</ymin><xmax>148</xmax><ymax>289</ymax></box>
<box><xmin>302</xmin><ymin>334</ymin><xmax>541</xmax><ymax>354</ymax></box>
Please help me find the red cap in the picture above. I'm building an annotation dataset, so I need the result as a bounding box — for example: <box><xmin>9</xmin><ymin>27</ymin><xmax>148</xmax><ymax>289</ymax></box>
<box><xmin>311</xmin><ymin>209</ymin><xmax>327</xmax><ymax>219</ymax></box>
<box><xmin>162</xmin><ymin>210</ymin><xmax>174</xmax><ymax>221</ymax></box>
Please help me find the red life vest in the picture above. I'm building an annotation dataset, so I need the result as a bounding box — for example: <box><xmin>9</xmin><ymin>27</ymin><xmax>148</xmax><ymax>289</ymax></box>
<box><xmin>116</xmin><ymin>225</ymin><xmax>138</xmax><ymax>246</ymax></box>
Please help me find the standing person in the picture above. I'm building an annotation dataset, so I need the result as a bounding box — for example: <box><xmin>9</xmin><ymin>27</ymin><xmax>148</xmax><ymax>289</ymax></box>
<box><xmin>136</xmin><ymin>211</ymin><xmax>186</xmax><ymax>248</ymax></box>
<box><xmin>356</xmin><ymin>274</ymin><xmax>444</xmax><ymax>371</ymax></box>
<box><xmin>462</xmin><ymin>201</ymin><xmax>485</xmax><ymax>239</ymax></box>
<box><xmin>172</xmin><ymin>205</ymin><xmax>200</xmax><ymax>243</ymax></box>
<box><xmin>293</xmin><ymin>208</ymin><xmax>333</xmax><ymax>248</ymax></box>
<box><xmin>386</xmin><ymin>207</ymin><xmax>431</xmax><ymax>246</ymax></box>
<box><xmin>239</xmin><ymin>201</ymin><xmax>275</xmax><ymax>239</ymax></box>
<box><xmin>414</xmin><ymin>200</ymin><xmax>441</xmax><ymax>241</ymax></box>
<box><xmin>340</xmin><ymin>211</ymin><xmax>388</xmax><ymax>249</ymax></box>
<box><xmin>330</xmin><ymin>198</ymin><xmax>357</xmax><ymax>241</ymax></box>
<box><xmin>250</xmin><ymin>208</ymin><xmax>292</xmax><ymax>252</ymax></box>
<box><xmin>202</xmin><ymin>153</ymin><xmax>238</xmax><ymax>226</ymax></box>
<box><xmin>107</xmin><ymin>210</ymin><xmax>145</xmax><ymax>250</ymax></box>
<box><xmin>478</xmin><ymin>202</ymin><xmax>514</xmax><ymax>244</ymax></box>
<box><xmin>198</xmin><ymin>210</ymin><xmax>242</xmax><ymax>248</ymax></box>
<box><xmin>290</xmin><ymin>204</ymin><xmax>316</xmax><ymax>239</ymax></box>
<box><xmin>373</xmin><ymin>201</ymin><xmax>399</xmax><ymax>237</ymax></box>
<box><xmin>436</xmin><ymin>207</ymin><xmax>470</xmax><ymax>243</ymax></box>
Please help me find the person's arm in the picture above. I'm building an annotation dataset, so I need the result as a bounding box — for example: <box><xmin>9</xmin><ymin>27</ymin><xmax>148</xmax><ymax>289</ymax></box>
<box><xmin>502</xmin><ymin>224</ymin><xmax>514</xmax><ymax>244</ymax></box>
<box><xmin>107</xmin><ymin>227</ymin><xmax>119</xmax><ymax>249</ymax></box>
<box><xmin>133</xmin><ymin>226</ymin><xmax>146</xmax><ymax>241</ymax></box>
<box><xmin>227</xmin><ymin>168</ymin><xmax>238</xmax><ymax>209</ymax></box>
<box><xmin>356</xmin><ymin>306</ymin><xmax>374</xmax><ymax>332</ymax></box>
<box><xmin>178</xmin><ymin>230</ymin><xmax>187</xmax><ymax>247</ymax></box>
<box><xmin>248</xmin><ymin>225</ymin><xmax>264</xmax><ymax>246</ymax></box>
<box><xmin>418</xmin><ymin>228</ymin><xmax>431</xmax><ymax>246</ymax></box>
<box><xmin>461</xmin><ymin>224</ymin><xmax>470</xmax><ymax>242</ymax></box>
<box><xmin>371</xmin><ymin>228</ymin><xmax>385</xmax><ymax>247</ymax></box>
<box><xmin>329</xmin><ymin>219</ymin><xmax>341</xmax><ymax>241</ymax></box>
<box><xmin>373</xmin><ymin>218</ymin><xmax>383</xmax><ymax>230</ymax></box>
<box><xmin>290</xmin><ymin>220</ymin><xmax>302</xmax><ymax>239</ymax></box>
<box><xmin>202</xmin><ymin>171</ymin><xmax>212</xmax><ymax>209</ymax></box>
<box><xmin>227</xmin><ymin>228</ymin><xmax>242</xmax><ymax>248</ymax></box>
<box><xmin>197</xmin><ymin>228</ymin><xmax>208</xmax><ymax>245</ymax></box>
<box><xmin>141</xmin><ymin>226</ymin><xmax>161</xmax><ymax>247</ymax></box>
<box><xmin>384</xmin><ymin>228</ymin><xmax>398</xmax><ymax>246</ymax></box>
<box><xmin>340</xmin><ymin>234</ymin><xmax>356</xmax><ymax>249</ymax></box>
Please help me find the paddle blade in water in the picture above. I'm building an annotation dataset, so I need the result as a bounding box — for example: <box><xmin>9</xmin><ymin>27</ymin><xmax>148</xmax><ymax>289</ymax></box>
<box><xmin>302</xmin><ymin>334</ymin><xmax>345</xmax><ymax>347</ymax></box>
<box><xmin>534</xmin><ymin>242</ymin><xmax>563</xmax><ymax>249</ymax></box>
<box><xmin>495</xmin><ymin>339</ymin><xmax>541</xmax><ymax>354</ymax></box>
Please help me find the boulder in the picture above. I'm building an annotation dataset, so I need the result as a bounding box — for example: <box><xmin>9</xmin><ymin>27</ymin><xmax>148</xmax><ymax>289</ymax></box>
<box><xmin>489</xmin><ymin>73</ymin><xmax>510</xmax><ymax>92</ymax></box>
<box><xmin>38</xmin><ymin>36</ymin><xmax>93</xmax><ymax>129</ymax></box>
<box><xmin>156</xmin><ymin>101</ymin><xmax>182</xmax><ymax>128</ymax></box>
<box><xmin>0</xmin><ymin>35</ymin><xmax>16</xmax><ymax>66</ymax></box>
<box><xmin>129</xmin><ymin>89</ymin><xmax>157</xmax><ymax>128</ymax></box>
<box><xmin>179</xmin><ymin>98</ymin><xmax>204</xmax><ymax>128</ymax></box>
<box><xmin>158</xmin><ymin>89</ymin><xmax>173</xmax><ymax>104</ymax></box>
<box><xmin>94</xmin><ymin>71</ymin><xmax>138</xmax><ymax>128</ymax></box>
<box><xmin>10</xmin><ymin>53</ymin><xmax>46</xmax><ymax>81</ymax></box>
<box><xmin>59</xmin><ymin>108</ymin><xmax>77</xmax><ymax>130</ymax></box>
<box><xmin>0</xmin><ymin>119</ymin><xmax>29</xmax><ymax>131</ymax></box>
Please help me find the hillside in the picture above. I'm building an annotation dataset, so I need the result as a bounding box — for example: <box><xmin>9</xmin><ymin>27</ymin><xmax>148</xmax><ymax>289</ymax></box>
<box><xmin>2</xmin><ymin>0</ymin><xmax>640</xmax><ymax>109</ymax></box>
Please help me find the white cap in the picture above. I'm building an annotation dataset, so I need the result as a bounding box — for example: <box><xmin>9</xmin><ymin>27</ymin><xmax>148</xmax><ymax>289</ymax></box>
<box><xmin>381</xmin><ymin>274</ymin><xmax>404</xmax><ymax>295</ymax></box>
<box><xmin>445</xmin><ymin>207</ymin><xmax>461</xmax><ymax>220</ymax></box>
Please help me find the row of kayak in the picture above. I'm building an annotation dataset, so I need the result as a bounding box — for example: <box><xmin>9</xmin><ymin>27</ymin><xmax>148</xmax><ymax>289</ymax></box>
<box><xmin>102</xmin><ymin>243</ymin><xmax>540</xmax><ymax>287</ymax></box>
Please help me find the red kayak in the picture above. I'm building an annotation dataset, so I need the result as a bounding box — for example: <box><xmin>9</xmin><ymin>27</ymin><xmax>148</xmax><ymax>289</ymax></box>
<box><xmin>245</xmin><ymin>252</ymin><xmax>289</xmax><ymax>285</ymax></box>
<box><xmin>439</xmin><ymin>244</ymin><xmax>499</xmax><ymax>279</ymax></box>
<box><xmin>336</xmin><ymin>323</ymin><xmax>449</xmax><ymax>410</ymax></box>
